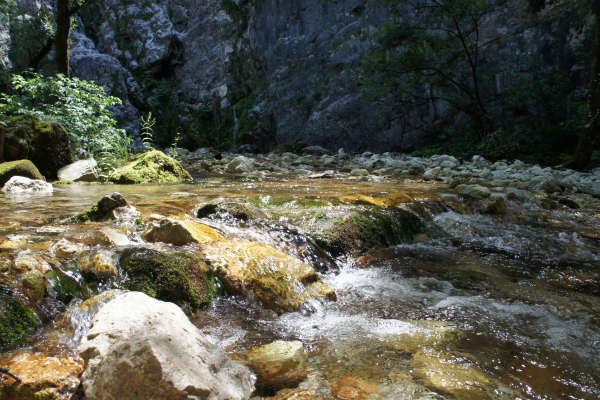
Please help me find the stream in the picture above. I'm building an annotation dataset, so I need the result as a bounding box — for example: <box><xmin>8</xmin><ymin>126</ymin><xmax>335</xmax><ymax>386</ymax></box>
<box><xmin>1</xmin><ymin>174</ymin><xmax>599</xmax><ymax>400</ymax></box>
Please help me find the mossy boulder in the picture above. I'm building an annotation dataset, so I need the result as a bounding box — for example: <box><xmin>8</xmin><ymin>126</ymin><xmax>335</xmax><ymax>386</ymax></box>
<box><xmin>1</xmin><ymin>116</ymin><xmax>72</xmax><ymax>179</ymax></box>
<box><xmin>0</xmin><ymin>159</ymin><xmax>44</xmax><ymax>186</ymax></box>
<box><xmin>201</xmin><ymin>240</ymin><xmax>336</xmax><ymax>313</ymax></box>
<box><xmin>108</xmin><ymin>150</ymin><xmax>192</xmax><ymax>184</ymax></box>
<box><xmin>0</xmin><ymin>289</ymin><xmax>41</xmax><ymax>351</ymax></box>
<box><xmin>72</xmin><ymin>192</ymin><xmax>131</xmax><ymax>223</ymax></box>
<box><xmin>119</xmin><ymin>247</ymin><xmax>215</xmax><ymax>310</ymax></box>
<box><xmin>309</xmin><ymin>207</ymin><xmax>425</xmax><ymax>256</ymax></box>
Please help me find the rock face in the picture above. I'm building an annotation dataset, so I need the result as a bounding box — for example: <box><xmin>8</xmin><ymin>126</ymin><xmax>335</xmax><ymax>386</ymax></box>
<box><xmin>0</xmin><ymin>159</ymin><xmax>45</xmax><ymax>186</ymax></box>
<box><xmin>0</xmin><ymin>352</ymin><xmax>84</xmax><ymax>400</ymax></box>
<box><xmin>108</xmin><ymin>150</ymin><xmax>192</xmax><ymax>184</ymax></box>
<box><xmin>202</xmin><ymin>240</ymin><xmax>336</xmax><ymax>313</ymax></box>
<box><xmin>119</xmin><ymin>247</ymin><xmax>215</xmax><ymax>310</ymax></box>
<box><xmin>1</xmin><ymin>117</ymin><xmax>73</xmax><ymax>179</ymax></box>
<box><xmin>78</xmin><ymin>291</ymin><xmax>256</xmax><ymax>400</ymax></box>
<box><xmin>1</xmin><ymin>176</ymin><xmax>53</xmax><ymax>195</ymax></box>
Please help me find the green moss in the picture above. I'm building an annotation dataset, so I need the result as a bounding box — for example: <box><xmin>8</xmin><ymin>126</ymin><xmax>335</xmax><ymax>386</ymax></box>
<box><xmin>120</xmin><ymin>248</ymin><xmax>215</xmax><ymax>311</ymax></box>
<box><xmin>108</xmin><ymin>150</ymin><xmax>192</xmax><ymax>184</ymax></box>
<box><xmin>313</xmin><ymin>207</ymin><xmax>425</xmax><ymax>256</ymax></box>
<box><xmin>0</xmin><ymin>159</ymin><xmax>45</xmax><ymax>186</ymax></box>
<box><xmin>0</xmin><ymin>291</ymin><xmax>41</xmax><ymax>351</ymax></box>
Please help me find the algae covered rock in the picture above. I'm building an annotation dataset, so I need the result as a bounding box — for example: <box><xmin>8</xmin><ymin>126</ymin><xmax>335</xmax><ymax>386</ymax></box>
<box><xmin>1</xmin><ymin>116</ymin><xmax>73</xmax><ymax>179</ymax></box>
<box><xmin>309</xmin><ymin>207</ymin><xmax>425</xmax><ymax>256</ymax></box>
<box><xmin>119</xmin><ymin>247</ymin><xmax>215</xmax><ymax>310</ymax></box>
<box><xmin>0</xmin><ymin>159</ymin><xmax>44</xmax><ymax>186</ymax></box>
<box><xmin>0</xmin><ymin>352</ymin><xmax>84</xmax><ymax>400</ymax></box>
<box><xmin>202</xmin><ymin>240</ymin><xmax>336</xmax><ymax>313</ymax></box>
<box><xmin>0</xmin><ymin>290</ymin><xmax>41</xmax><ymax>350</ymax></box>
<box><xmin>109</xmin><ymin>150</ymin><xmax>192</xmax><ymax>184</ymax></box>
<box><xmin>247</xmin><ymin>341</ymin><xmax>307</xmax><ymax>392</ymax></box>
<box><xmin>78</xmin><ymin>292</ymin><xmax>256</xmax><ymax>400</ymax></box>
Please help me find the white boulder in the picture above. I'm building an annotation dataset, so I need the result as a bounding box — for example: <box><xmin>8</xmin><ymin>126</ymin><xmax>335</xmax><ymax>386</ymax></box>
<box><xmin>57</xmin><ymin>158</ymin><xmax>98</xmax><ymax>182</ymax></box>
<box><xmin>1</xmin><ymin>176</ymin><xmax>53</xmax><ymax>195</ymax></box>
<box><xmin>78</xmin><ymin>291</ymin><xmax>255</xmax><ymax>400</ymax></box>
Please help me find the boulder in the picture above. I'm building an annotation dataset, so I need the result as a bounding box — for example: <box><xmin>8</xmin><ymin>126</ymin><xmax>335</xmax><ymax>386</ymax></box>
<box><xmin>226</xmin><ymin>155</ymin><xmax>256</xmax><ymax>174</ymax></box>
<box><xmin>201</xmin><ymin>240</ymin><xmax>336</xmax><ymax>313</ymax></box>
<box><xmin>247</xmin><ymin>341</ymin><xmax>307</xmax><ymax>391</ymax></box>
<box><xmin>142</xmin><ymin>218</ymin><xmax>225</xmax><ymax>245</ymax></box>
<box><xmin>78</xmin><ymin>292</ymin><xmax>255</xmax><ymax>400</ymax></box>
<box><xmin>119</xmin><ymin>247</ymin><xmax>215</xmax><ymax>310</ymax></box>
<box><xmin>1</xmin><ymin>176</ymin><xmax>52</xmax><ymax>195</ymax></box>
<box><xmin>109</xmin><ymin>150</ymin><xmax>192</xmax><ymax>184</ymax></box>
<box><xmin>455</xmin><ymin>184</ymin><xmax>491</xmax><ymax>200</ymax></box>
<box><xmin>0</xmin><ymin>352</ymin><xmax>84</xmax><ymax>400</ymax></box>
<box><xmin>0</xmin><ymin>159</ymin><xmax>44</xmax><ymax>186</ymax></box>
<box><xmin>57</xmin><ymin>158</ymin><xmax>98</xmax><ymax>182</ymax></box>
<box><xmin>1</xmin><ymin>117</ymin><xmax>72</xmax><ymax>179</ymax></box>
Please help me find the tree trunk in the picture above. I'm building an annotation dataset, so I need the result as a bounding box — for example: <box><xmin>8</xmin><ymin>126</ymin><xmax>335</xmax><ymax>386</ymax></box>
<box><xmin>570</xmin><ymin>12</ymin><xmax>600</xmax><ymax>170</ymax></box>
<box><xmin>56</xmin><ymin>0</ymin><xmax>70</xmax><ymax>76</ymax></box>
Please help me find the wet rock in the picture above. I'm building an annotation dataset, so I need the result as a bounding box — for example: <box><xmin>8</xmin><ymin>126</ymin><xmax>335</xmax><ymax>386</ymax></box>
<box><xmin>383</xmin><ymin>320</ymin><xmax>464</xmax><ymax>353</ymax></box>
<box><xmin>45</xmin><ymin>267</ymin><xmax>91</xmax><ymax>304</ymax></box>
<box><xmin>196</xmin><ymin>201</ymin><xmax>267</xmax><ymax>222</ymax></box>
<box><xmin>226</xmin><ymin>155</ymin><xmax>256</xmax><ymax>174</ymax></box>
<box><xmin>119</xmin><ymin>247</ymin><xmax>215</xmax><ymax>310</ymax></box>
<box><xmin>97</xmin><ymin>227</ymin><xmax>131</xmax><ymax>247</ymax></box>
<box><xmin>142</xmin><ymin>217</ymin><xmax>225</xmax><ymax>245</ymax></box>
<box><xmin>1</xmin><ymin>117</ymin><xmax>72</xmax><ymax>179</ymax></box>
<box><xmin>51</xmin><ymin>239</ymin><xmax>87</xmax><ymax>259</ymax></box>
<box><xmin>258</xmin><ymin>388</ymin><xmax>320</xmax><ymax>400</ymax></box>
<box><xmin>350</xmin><ymin>168</ymin><xmax>369</xmax><ymax>176</ymax></box>
<box><xmin>331</xmin><ymin>377</ymin><xmax>379</xmax><ymax>400</ymax></box>
<box><xmin>455</xmin><ymin>184</ymin><xmax>490</xmax><ymax>200</ymax></box>
<box><xmin>505</xmin><ymin>187</ymin><xmax>531</xmax><ymax>201</ymax></box>
<box><xmin>20</xmin><ymin>270</ymin><xmax>47</xmax><ymax>302</ymax></box>
<box><xmin>72</xmin><ymin>192</ymin><xmax>134</xmax><ymax>222</ymax></box>
<box><xmin>308</xmin><ymin>207</ymin><xmax>425</xmax><ymax>256</ymax></box>
<box><xmin>411</xmin><ymin>350</ymin><xmax>492</xmax><ymax>400</ymax></box>
<box><xmin>57</xmin><ymin>158</ymin><xmax>98</xmax><ymax>182</ymax></box>
<box><xmin>0</xmin><ymin>290</ymin><xmax>41</xmax><ymax>350</ymax></box>
<box><xmin>247</xmin><ymin>341</ymin><xmax>307</xmax><ymax>391</ymax></box>
<box><xmin>1</xmin><ymin>176</ymin><xmax>53</xmax><ymax>195</ymax></box>
<box><xmin>78</xmin><ymin>291</ymin><xmax>255</xmax><ymax>400</ymax></box>
<box><xmin>78</xmin><ymin>249</ymin><xmax>119</xmax><ymax>280</ymax></box>
<box><xmin>12</xmin><ymin>251</ymin><xmax>52</xmax><ymax>274</ymax></box>
<box><xmin>202</xmin><ymin>240</ymin><xmax>336</xmax><ymax>313</ymax></box>
<box><xmin>109</xmin><ymin>150</ymin><xmax>192</xmax><ymax>184</ymax></box>
<box><xmin>0</xmin><ymin>159</ymin><xmax>45</xmax><ymax>186</ymax></box>
<box><xmin>0</xmin><ymin>352</ymin><xmax>84</xmax><ymax>400</ymax></box>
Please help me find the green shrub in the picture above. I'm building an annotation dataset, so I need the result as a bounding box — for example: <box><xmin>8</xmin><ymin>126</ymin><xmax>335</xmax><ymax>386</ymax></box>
<box><xmin>0</xmin><ymin>73</ymin><xmax>130</xmax><ymax>171</ymax></box>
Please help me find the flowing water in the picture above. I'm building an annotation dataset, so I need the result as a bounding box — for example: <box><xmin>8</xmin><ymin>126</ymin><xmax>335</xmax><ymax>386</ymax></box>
<box><xmin>1</xmin><ymin>176</ymin><xmax>599</xmax><ymax>399</ymax></box>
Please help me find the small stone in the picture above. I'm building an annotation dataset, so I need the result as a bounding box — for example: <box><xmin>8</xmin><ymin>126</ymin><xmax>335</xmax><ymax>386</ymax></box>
<box><xmin>52</xmin><ymin>239</ymin><xmax>87</xmax><ymax>259</ymax></box>
<box><xmin>21</xmin><ymin>270</ymin><xmax>47</xmax><ymax>302</ymax></box>
<box><xmin>350</xmin><ymin>168</ymin><xmax>369</xmax><ymax>176</ymax></box>
<box><xmin>78</xmin><ymin>249</ymin><xmax>119</xmax><ymax>280</ymax></box>
<box><xmin>482</xmin><ymin>194</ymin><xmax>506</xmax><ymax>215</ymax></box>
<box><xmin>455</xmin><ymin>184</ymin><xmax>490</xmax><ymax>200</ymax></box>
<box><xmin>142</xmin><ymin>218</ymin><xmax>225</xmax><ymax>245</ymax></box>
<box><xmin>226</xmin><ymin>155</ymin><xmax>255</xmax><ymax>173</ymax></box>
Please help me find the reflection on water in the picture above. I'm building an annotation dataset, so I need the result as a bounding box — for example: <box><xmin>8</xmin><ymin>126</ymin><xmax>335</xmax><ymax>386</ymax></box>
<box><xmin>1</xmin><ymin>178</ymin><xmax>599</xmax><ymax>399</ymax></box>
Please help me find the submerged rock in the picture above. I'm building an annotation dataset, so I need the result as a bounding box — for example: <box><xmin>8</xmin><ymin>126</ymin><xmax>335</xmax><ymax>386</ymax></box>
<box><xmin>78</xmin><ymin>249</ymin><xmax>119</xmax><ymax>280</ymax></box>
<box><xmin>108</xmin><ymin>150</ymin><xmax>192</xmax><ymax>184</ymax></box>
<box><xmin>78</xmin><ymin>291</ymin><xmax>255</xmax><ymax>400</ymax></box>
<box><xmin>202</xmin><ymin>240</ymin><xmax>336</xmax><ymax>313</ymax></box>
<box><xmin>331</xmin><ymin>376</ymin><xmax>379</xmax><ymax>400</ymax></box>
<box><xmin>247</xmin><ymin>341</ymin><xmax>307</xmax><ymax>392</ymax></box>
<box><xmin>0</xmin><ymin>159</ymin><xmax>45</xmax><ymax>186</ymax></box>
<box><xmin>0</xmin><ymin>352</ymin><xmax>84</xmax><ymax>400</ymax></box>
<box><xmin>142</xmin><ymin>218</ymin><xmax>225</xmax><ymax>245</ymax></box>
<box><xmin>383</xmin><ymin>320</ymin><xmax>464</xmax><ymax>353</ymax></box>
<box><xmin>57</xmin><ymin>158</ymin><xmax>98</xmax><ymax>182</ymax></box>
<box><xmin>119</xmin><ymin>247</ymin><xmax>215</xmax><ymax>310</ymax></box>
<box><xmin>1</xmin><ymin>176</ymin><xmax>53</xmax><ymax>195</ymax></box>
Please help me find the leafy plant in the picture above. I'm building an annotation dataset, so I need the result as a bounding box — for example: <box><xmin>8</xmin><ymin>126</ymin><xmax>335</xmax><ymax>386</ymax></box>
<box><xmin>140</xmin><ymin>112</ymin><xmax>156</xmax><ymax>150</ymax></box>
<box><xmin>0</xmin><ymin>73</ymin><xmax>130</xmax><ymax>170</ymax></box>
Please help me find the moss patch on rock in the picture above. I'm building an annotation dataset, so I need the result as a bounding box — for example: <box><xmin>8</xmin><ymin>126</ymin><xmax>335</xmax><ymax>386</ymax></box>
<box><xmin>1</xmin><ymin>116</ymin><xmax>72</xmax><ymax>179</ymax></box>
<box><xmin>0</xmin><ymin>289</ymin><xmax>41</xmax><ymax>351</ymax></box>
<box><xmin>119</xmin><ymin>248</ymin><xmax>215</xmax><ymax>310</ymax></box>
<box><xmin>72</xmin><ymin>192</ymin><xmax>129</xmax><ymax>223</ymax></box>
<box><xmin>109</xmin><ymin>150</ymin><xmax>192</xmax><ymax>184</ymax></box>
<box><xmin>310</xmin><ymin>207</ymin><xmax>425</xmax><ymax>256</ymax></box>
<box><xmin>0</xmin><ymin>159</ymin><xmax>44</xmax><ymax>186</ymax></box>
